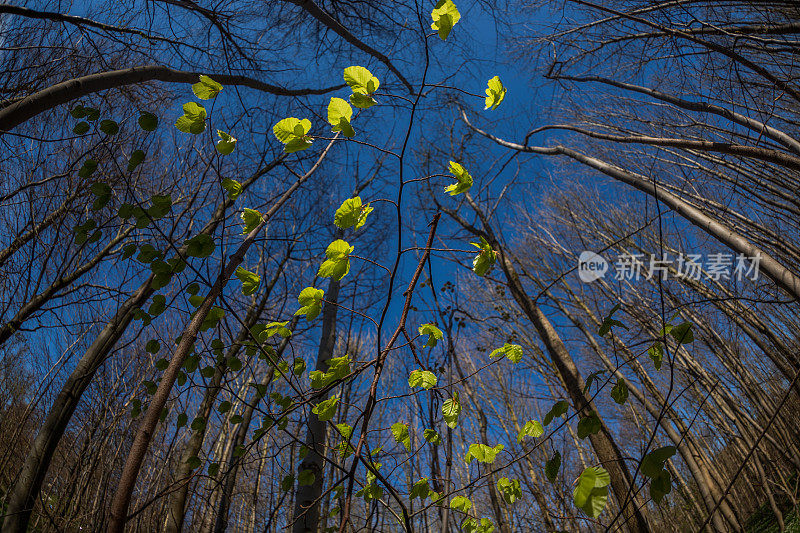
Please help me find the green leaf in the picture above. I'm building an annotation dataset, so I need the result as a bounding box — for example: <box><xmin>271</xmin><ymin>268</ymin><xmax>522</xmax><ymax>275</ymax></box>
<box><xmin>71</xmin><ymin>106</ymin><xmax>88</xmax><ymax>119</ymax></box>
<box><xmin>545</xmin><ymin>451</ymin><xmax>561</xmax><ymax>483</ymax></box>
<box><xmin>650</xmin><ymin>468</ymin><xmax>672</xmax><ymax>504</ymax></box>
<box><xmin>295</xmin><ymin>286</ymin><xmax>324</xmax><ymax>321</ymax></box>
<box><xmin>442</xmin><ymin>392</ymin><xmax>461</xmax><ymax>429</ymax></box>
<box><xmin>471</xmin><ymin>236</ymin><xmax>497</xmax><ymax>276</ymax></box>
<box><xmin>648</xmin><ymin>342</ymin><xmax>664</xmax><ymax>370</ymax></box>
<box><xmin>138</xmin><ymin>112</ymin><xmax>158</xmax><ymax>131</ymax></box>
<box><xmin>177</xmin><ymin>412</ymin><xmax>188</xmax><ymax>428</ymax></box>
<box><xmin>216</xmin><ymin>130</ymin><xmax>237</xmax><ymax>155</ymax></box>
<box><xmin>444</xmin><ymin>161</ymin><xmax>473</xmax><ymax>196</ymax></box>
<box><xmin>127</xmin><ymin>150</ymin><xmax>145</xmax><ymax>171</ymax></box>
<box><xmin>343</xmin><ymin>66</ymin><xmax>379</xmax><ymax>95</ymax></box>
<box><xmin>217</xmin><ymin>401</ymin><xmax>231</xmax><ymax>414</ymax></box>
<box><xmin>577</xmin><ymin>412</ymin><xmax>602</xmax><ymax>439</ymax></box>
<box><xmin>517</xmin><ymin>420</ymin><xmax>544</xmax><ymax>443</ymax></box>
<box><xmin>410</xmin><ymin>478</ymin><xmax>430</xmax><ymax>500</ymax></box>
<box><xmin>423</xmin><ymin>428</ymin><xmax>441</xmax><ymax>445</ymax></box>
<box><xmin>670</xmin><ymin>321</ymin><xmax>694</xmax><ymax>344</ymax></box>
<box><xmin>191</xmin><ymin>416</ymin><xmax>206</xmax><ymax>431</ymax></box>
<box><xmin>484</xmin><ymin>75</ymin><xmax>507</xmax><ymax>110</ymax></box>
<box><xmin>187</xmin><ymin>456</ymin><xmax>201</xmax><ymax>470</ymax></box>
<box><xmin>598</xmin><ymin>303</ymin><xmax>627</xmax><ymax>336</ymax></box>
<box><xmin>298</xmin><ymin>469</ymin><xmax>315</xmax><ymax>486</ymax></box>
<box><xmin>611</xmin><ymin>378</ymin><xmax>629</xmax><ymax>405</ymax></box>
<box><xmin>235</xmin><ymin>267</ymin><xmax>260</xmax><ymax>295</ymax></box>
<box><xmin>240</xmin><ymin>208</ymin><xmax>262</xmax><ymax>234</ymax></box>
<box><xmin>641</xmin><ymin>446</ymin><xmax>677</xmax><ymax>478</ymax></box>
<box><xmin>175</xmin><ymin>102</ymin><xmax>207</xmax><ymax>134</ymax></box>
<box><xmin>281</xmin><ymin>474</ymin><xmax>294</xmax><ymax>492</ymax></box>
<box><xmin>449</xmin><ymin>495</ymin><xmax>472</xmax><ymax>514</ymax></box>
<box><xmin>185</xmin><ymin>234</ymin><xmax>215</xmax><ymax>258</ymax></box>
<box><xmin>317</xmin><ymin>239</ymin><xmax>353</xmax><ymax>280</ymax></box>
<box><xmin>418</xmin><ymin>323</ymin><xmax>443</xmax><ymax>348</ymax></box>
<box><xmin>263</xmin><ymin>321</ymin><xmax>292</xmax><ymax>338</ymax></box>
<box><xmin>273</xmin><ymin>117</ymin><xmax>312</xmax><ymax>153</ymax></box>
<box><xmin>78</xmin><ymin>159</ymin><xmax>98</xmax><ymax>178</ymax></box>
<box><xmin>312</xmin><ymin>396</ymin><xmax>339</xmax><ymax>422</ymax></box>
<box><xmin>192</xmin><ymin>75</ymin><xmax>223</xmax><ymax>99</ymax></box>
<box><xmin>543</xmin><ymin>400</ymin><xmax>568</xmax><ymax>426</ymax></box>
<box><xmin>73</xmin><ymin>121</ymin><xmax>89</xmax><ymax>134</ymax></box>
<box><xmin>461</xmin><ymin>517</ymin><xmax>495</xmax><ymax>533</ymax></box>
<box><xmin>465</xmin><ymin>443</ymin><xmax>504</xmax><ymax>465</ymax></box>
<box><xmin>350</xmin><ymin>92</ymin><xmax>377</xmax><ymax>109</ymax></box>
<box><xmin>489</xmin><ymin>343</ymin><xmax>522</xmax><ymax>363</ymax></box>
<box><xmin>430</xmin><ymin>0</ymin><xmax>461</xmax><ymax>40</ymax></box>
<box><xmin>573</xmin><ymin>467</ymin><xmax>610</xmax><ymax>518</ymax></box>
<box><xmin>583</xmin><ymin>369</ymin><xmax>606</xmax><ymax>394</ymax></box>
<box><xmin>221</xmin><ymin>178</ymin><xmax>242</xmax><ymax>200</ymax></box>
<box><xmin>100</xmin><ymin>119</ymin><xmax>119</xmax><ymax>135</ymax></box>
<box><xmin>497</xmin><ymin>477</ymin><xmax>521</xmax><ymax>504</ymax></box>
<box><xmin>309</xmin><ymin>355</ymin><xmax>350</xmax><ymax>389</ymax></box>
<box><xmin>334</xmin><ymin>196</ymin><xmax>373</xmax><ymax>230</ymax></box>
<box><xmin>327</xmin><ymin>97</ymin><xmax>355</xmax><ymax>137</ymax></box>
<box><xmin>148</xmin><ymin>294</ymin><xmax>166</xmax><ymax>316</ymax></box>
<box><xmin>391</xmin><ymin>422</ymin><xmax>411</xmax><ymax>451</ymax></box>
<box><xmin>408</xmin><ymin>369</ymin><xmax>438</xmax><ymax>390</ymax></box>
<box><xmin>145</xmin><ymin>339</ymin><xmax>161</xmax><ymax>353</ymax></box>
<box><xmin>148</xmin><ymin>194</ymin><xmax>172</xmax><ymax>219</ymax></box>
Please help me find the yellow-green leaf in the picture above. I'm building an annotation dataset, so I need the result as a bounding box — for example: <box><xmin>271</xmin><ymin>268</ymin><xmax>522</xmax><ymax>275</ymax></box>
<box><xmin>192</xmin><ymin>75</ymin><xmax>223</xmax><ymax>99</ymax></box>
<box><xmin>343</xmin><ymin>66</ymin><xmax>380</xmax><ymax>94</ymax></box>
<box><xmin>484</xmin><ymin>75</ymin><xmax>507</xmax><ymax>111</ymax></box>
<box><xmin>327</xmin><ymin>97</ymin><xmax>355</xmax><ymax>137</ymax></box>
<box><xmin>431</xmin><ymin>0</ymin><xmax>461</xmax><ymax>40</ymax></box>
<box><xmin>175</xmin><ymin>102</ymin><xmax>206</xmax><ymax>134</ymax></box>
<box><xmin>444</xmin><ymin>161</ymin><xmax>472</xmax><ymax>196</ymax></box>
<box><xmin>216</xmin><ymin>130</ymin><xmax>237</xmax><ymax>155</ymax></box>
<box><xmin>317</xmin><ymin>239</ymin><xmax>354</xmax><ymax>280</ymax></box>
<box><xmin>334</xmin><ymin>196</ymin><xmax>373</xmax><ymax>229</ymax></box>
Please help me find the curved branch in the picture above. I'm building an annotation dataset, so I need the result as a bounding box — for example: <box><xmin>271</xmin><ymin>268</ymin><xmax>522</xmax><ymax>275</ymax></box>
<box><xmin>461</xmin><ymin>111</ymin><xmax>800</xmax><ymax>301</ymax></box>
<box><xmin>0</xmin><ymin>65</ymin><xmax>346</xmax><ymax>132</ymax></box>
<box><xmin>284</xmin><ymin>0</ymin><xmax>414</xmax><ymax>94</ymax></box>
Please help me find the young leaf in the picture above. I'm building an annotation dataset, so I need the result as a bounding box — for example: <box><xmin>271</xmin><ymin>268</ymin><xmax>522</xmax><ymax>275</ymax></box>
<box><xmin>410</xmin><ymin>478</ymin><xmax>430</xmax><ymax>500</ymax></box>
<box><xmin>185</xmin><ymin>234</ymin><xmax>215</xmax><ymax>258</ymax></box>
<box><xmin>648</xmin><ymin>342</ymin><xmax>664</xmax><ymax>370</ymax></box>
<box><xmin>471</xmin><ymin>236</ymin><xmax>497</xmax><ymax>276</ymax></box>
<box><xmin>127</xmin><ymin>150</ymin><xmax>145</xmax><ymax>171</ymax></box>
<box><xmin>650</xmin><ymin>468</ymin><xmax>672</xmax><ymax>504</ymax></box>
<box><xmin>670</xmin><ymin>321</ymin><xmax>694</xmax><ymax>344</ymax></box>
<box><xmin>489</xmin><ymin>343</ymin><xmax>523</xmax><ymax>363</ymax></box>
<box><xmin>545</xmin><ymin>451</ymin><xmax>561</xmax><ymax>483</ymax></box>
<box><xmin>464</xmin><ymin>443</ymin><xmax>504</xmax><ymax>465</ymax></box>
<box><xmin>216</xmin><ymin>130</ymin><xmax>237</xmax><ymax>155</ymax></box>
<box><xmin>443</xmin><ymin>161</ymin><xmax>473</xmax><ymax>196</ymax></box>
<box><xmin>423</xmin><ymin>428</ymin><xmax>442</xmax><ymax>445</ymax></box>
<box><xmin>192</xmin><ymin>75</ymin><xmax>223</xmax><ymax>99</ymax></box>
<box><xmin>175</xmin><ymin>102</ymin><xmax>207</xmax><ymax>134</ymax></box>
<box><xmin>240</xmin><ymin>208</ymin><xmax>262</xmax><ymax>234</ymax></box>
<box><xmin>543</xmin><ymin>400</ymin><xmax>568</xmax><ymax>426</ymax></box>
<box><xmin>517</xmin><ymin>420</ymin><xmax>544</xmax><ymax>443</ymax></box>
<box><xmin>391</xmin><ymin>422</ymin><xmax>411</xmax><ymax>451</ymax></box>
<box><xmin>295</xmin><ymin>286</ymin><xmax>324</xmax><ymax>321</ymax></box>
<box><xmin>484</xmin><ymin>75</ymin><xmax>507</xmax><ymax>110</ymax></box>
<box><xmin>312</xmin><ymin>396</ymin><xmax>339</xmax><ymax>422</ymax></box>
<box><xmin>73</xmin><ymin>121</ymin><xmax>89</xmax><ymax>134</ymax></box>
<box><xmin>221</xmin><ymin>178</ymin><xmax>242</xmax><ymax>200</ymax></box>
<box><xmin>442</xmin><ymin>392</ymin><xmax>461</xmax><ymax>429</ymax></box>
<box><xmin>449</xmin><ymin>495</ymin><xmax>472</xmax><ymax>514</ymax></box>
<box><xmin>327</xmin><ymin>97</ymin><xmax>355</xmax><ymax>137</ymax></box>
<box><xmin>100</xmin><ymin>119</ymin><xmax>119</xmax><ymax>135</ymax></box>
<box><xmin>611</xmin><ymin>378</ymin><xmax>629</xmax><ymax>405</ymax></box>
<box><xmin>317</xmin><ymin>239</ymin><xmax>354</xmax><ymax>280</ymax></box>
<box><xmin>430</xmin><ymin>0</ymin><xmax>461</xmax><ymax>40</ymax></box>
<box><xmin>334</xmin><ymin>196</ymin><xmax>373</xmax><ymax>229</ymax></box>
<box><xmin>298</xmin><ymin>469</ymin><xmax>315</xmax><ymax>486</ymax></box>
<box><xmin>641</xmin><ymin>446</ymin><xmax>677</xmax><ymax>478</ymax></box>
<box><xmin>497</xmin><ymin>477</ymin><xmax>521</xmax><ymax>504</ymax></box>
<box><xmin>264</xmin><ymin>321</ymin><xmax>292</xmax><ymax>338</ymax></box>
<box><xmin>573</xmin><ymin>466</ymin><xmax>610</xmax><ymax>518</ymax></box>
<box><xmin>418</xmin><ymin>323</ymin><xmax>443</xmax><ymax>347</ymax></box>
<box><xmin>350</xmin><ymin>92</ymin><xmax>376</xmax><ymax>109</ymax></box>
<box><xmin>343</xmin><ymin>66</ymin><xmax>380</xmax><ymax>95</ymax></box>
<box><xmin>408</xmin><ymin>369</ymin><xmax>438</xmax><ymax>390</ymax></box>
<box><xmin>273</xmin><ymin>117</ymin><xmax>312</xmax><ymax>153</ymax></box>
<box><xmin>577</xmin><ymin>412</ymin><xmax>602</xmax><ymax>439</ymax></box>
<box><xmin>598</xmin><ymin>303</ymin><xmax>627</xmax><ymax>336</ymax></box>
<box><xmin>235</xmin><ymin>267</ymin><xmax>260</xmax><ymax>295</ymax></box>
<box><xmin>138</xmin><ymin>112</ymin><xmax>158</xmax><ymax>131</ymax></box>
